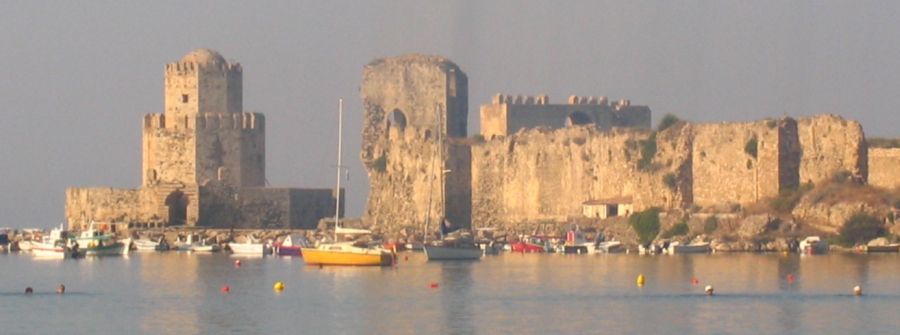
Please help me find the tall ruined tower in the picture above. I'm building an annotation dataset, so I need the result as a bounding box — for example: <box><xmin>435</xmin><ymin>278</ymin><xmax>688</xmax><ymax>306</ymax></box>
<box><xmin>360</xmin><ymin>55</ymin><xmax>471</xmax><ymax>232</ymax></box>
<box><xmin>142</xmin><ymin>49</ymin><xmax>265</xmax><ymax>225</ymax></box>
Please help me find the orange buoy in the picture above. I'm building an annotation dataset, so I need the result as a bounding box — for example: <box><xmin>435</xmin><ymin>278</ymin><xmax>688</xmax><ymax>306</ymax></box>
<box><xmin>786</xmin><ymin>274</ymin><xmax>796</xmax><ymax>284</ymax></box>
<box><xmin>404</xmin><ymin>256</ymin><xmax>409</xmax><ymax>261</ymax></box>
<box><xmin>429</xmin><ymin>282</ymin><xmax>439</xmax><ymax>289</ymax></box>
<box><xmin>234</xmin><ymin>260</ymin><xmax>241</xmax><ymax>268</ymax></box>
<box><xmin>691</xmin><ymin>277</ymin><xmax>699</xmax><ymax>285</ymax></box>
<box><xmin>221</xmin><ymin>285</ymin><xmax>231</xmax><ymax>293</ymax></box>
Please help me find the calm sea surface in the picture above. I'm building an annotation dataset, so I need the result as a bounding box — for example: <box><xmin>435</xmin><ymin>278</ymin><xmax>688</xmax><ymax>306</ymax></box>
<box><xmin>2</xmin><ymin>252</ymin><xmax>899</xmax><ymax>334</ymax></box>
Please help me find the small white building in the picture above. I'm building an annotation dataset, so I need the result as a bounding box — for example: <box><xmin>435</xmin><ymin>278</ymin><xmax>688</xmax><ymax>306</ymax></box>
<box><xmin>582</xmin><ymin>197</ymin><xmax>633</xmax><ymax>219</ymax></box>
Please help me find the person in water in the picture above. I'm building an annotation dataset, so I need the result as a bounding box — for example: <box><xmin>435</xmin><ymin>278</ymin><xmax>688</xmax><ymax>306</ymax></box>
<box><xmin>56</xmin><ymin>284</ymin><xmax>65</xmax><ymax>294</ymax></box>
<box><xmin>25</xmin><ymin>287</ymin><xmax>33</xmax><ymax>295</ymax></box>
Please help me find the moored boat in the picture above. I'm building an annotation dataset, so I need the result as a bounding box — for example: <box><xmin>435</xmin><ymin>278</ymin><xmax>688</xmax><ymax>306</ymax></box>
<box><xmin>275</xmin><ymin>234</ymin><xmax>308</xmax><ymax>256</ymax></box>
<box><xmin>299</xmin><ymin>100</ymin><xmax>393</xmax><ymax>266</ymax></box>
<box><xmin>32</xmin><ymin>227</ymin><xmax>75</xmax><ymax>258</ymax></box>
<box><xmin>595</xmin><ymin>240</ymin><xmax>624</xmax><ymax>253</ymax></box>
<box><xmin>799</xmin><ymin>236</ymin><xmax>828</xmax><ymax>255</ymax></box>
<box><xmin>74</xmin><ymin>224</ymin><xmax>127</xmax><ymax>257</ymax></box>
<box><xmin>228</xmin><ymin>236</ymin><xmax>271</xmax><ymax>255</ymax></box>
<box><xmin>667</xmin><ymin>241</ymin><xmax>711</xmax><ymax>254</ymax></box>
<box><xmin>133</xmin><ymin>237</ymin><xmax>169</xmax><ymax>251</ymax></box>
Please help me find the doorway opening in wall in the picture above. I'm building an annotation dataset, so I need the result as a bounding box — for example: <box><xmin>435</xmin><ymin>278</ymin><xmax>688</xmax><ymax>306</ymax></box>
<box><xmin>165</xmin><ymin>190</ymin><xmax>188</xmax><ymax>226</ymax></box>
<box><xmin>388</xmin><ymin>109</ymin><xmax>408</xmax><ymax>130</ymax></box>
<box><xmin>566</xmin><ymin>111</ymin><xmax>593</xmax><ymax>126</ymax></box>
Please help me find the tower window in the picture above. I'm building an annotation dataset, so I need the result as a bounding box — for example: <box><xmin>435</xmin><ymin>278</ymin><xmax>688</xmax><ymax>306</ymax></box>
<box><xmin>182</xmin><ymin>94</ymin><xmax>189</xmax><ymax>103</ymax></box>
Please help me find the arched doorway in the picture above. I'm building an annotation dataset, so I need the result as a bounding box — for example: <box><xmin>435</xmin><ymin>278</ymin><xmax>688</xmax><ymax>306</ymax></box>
<box><xmin>566</xmin><ymin>111</ymin><xmax>593</xmax><ymax>126</ymax></box>
<box><xmin>387</xmin><ymin>109</ymin><xmax>407</xmax><ymax>130</ymax></box>
<box><xmin>165</xmin><ymin>190</ymin><xmax>188</xmax><ymax>226</ymax></box>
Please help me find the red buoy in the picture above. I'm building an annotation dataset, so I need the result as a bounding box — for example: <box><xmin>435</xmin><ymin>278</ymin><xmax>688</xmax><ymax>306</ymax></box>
<box><xmin>234</xmin><ymin>260</ymin><xmax>241</xmax><ymax>268</ymax></box>
<box><xmin>691</xmin><ymin>277</ymin><xmax>699</xmax><ymax>285</ymax></box>
<box><xmin>221</xmin><ymin>285</ymin><xmax>231</xmax><ymax>293</ymax></box>
<box><xmin>429</xmin><ymin>282</ymin><xmax>439</xmax><ymax>288</ymax></box>
<box><xmin>787</xmin><ymin>274</ymin><xmax>796</xmax><ymax>284</ymax></box>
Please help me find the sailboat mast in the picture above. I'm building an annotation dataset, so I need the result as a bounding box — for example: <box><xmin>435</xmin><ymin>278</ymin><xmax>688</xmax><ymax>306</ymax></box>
<box><xmin>334</xmin><ymin>98</ymin><xmax>343</xmax><ymax>243</ymax></box>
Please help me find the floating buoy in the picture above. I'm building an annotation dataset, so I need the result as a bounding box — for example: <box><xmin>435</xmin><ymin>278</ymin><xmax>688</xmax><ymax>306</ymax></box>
<box><xmin>429</xmin><ymin>282</ymin><xmax>439</xmax><ymax>289</ymax></box>
<box><xmin>234</xmin><ymin>260</ymin><xmax>241</xmax><ymax>268</ymax></box>
<box><xmin>853</xmin><ymin>285</ymin><xmax>862</xmax><ymax>296</ymax></box>
<box><xmin>705</xmin><ymin>285</ymin><xmax>714</xmax><ymax>296</ymax></box>
<box><xmin>636</xmin><ymin>274</ymin><xmax>645</xmax><ymax>286</ymax></box>
<box><xmin>404</xmin><ymin>256</ymin><xmax>408</xmax><ymax>261</ymax></box>
<box><xmin>221</xmin><ymin>285</ymin><xmax>230</xmax><ymax>293</ymax></box>
<box><xmin>786</xmin><ymin>274</ymin><xmax>796</xmax><ymax>284</ymax></box>
<box><xmin>274</xmin><ymin>281</ymin><xmax>285</xmax><ymax>292</ymax></box>
<box><xmin>691</xmin><ymin>277</ymin><xmax>699</xmax><ymax>285</ymax></box>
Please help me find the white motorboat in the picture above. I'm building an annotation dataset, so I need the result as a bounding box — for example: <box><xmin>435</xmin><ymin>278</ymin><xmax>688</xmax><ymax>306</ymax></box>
<box><xmin>31</xmin><ymin>227</ymin><xmax>74</xmax><ymax>258</ymax></box>
<box><xmin>133</xmin><ymin>237</ymin><xmax>169</xmax><ymax>251</ymax></box>
<box><xmin>667</xmin><ymin>241</ymin><xmax>711</xmax><ymax>254</ymax></box>
<box><xmin>595</xmin><ymin>240</ymin><xmax>624</xmax><ymax>253</ymax></box>
<box><xmin>799</xmin><ymin>236</ymin><xmax>828</xmax><ymax>255</ymax></box>
<box><xmin>228</xmin><ymin>236</ymin><xmax>271</xmax><ymax>255</ymax></box>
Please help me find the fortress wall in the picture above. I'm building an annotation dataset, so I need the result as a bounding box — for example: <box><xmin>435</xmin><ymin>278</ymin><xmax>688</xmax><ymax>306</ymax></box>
<box><xmin>142</xmin><ymin>114</ymin><xmax>197</xmax><ymax>186</ymax></box>
<box><xmin>479</xmin><ymin>94</ymin><xmax>651</xmax><ymax>137</ymax></box>
<box><xmin>470</xmin><ymin>126</ymin><xmax>690</xmax><ymax>228</ymax></box>
<box><xmin>797</xmin><ymin>115</ymin><xmax>867</xmax><ymax>184</ymax></box>
<box><xmin>239</xmin><ymin>113</ymin><xmax>266</xmax><ymax>187</ymax></box>
<box><xmin>288</xmin><ymin>189</ymin><xmax>340</xmax><ymax>229</ymax></box>
<box><xmin>361</xmin><ymin>55</ymin><xmax>468</xmax><ymax>232</ymax></box>
<box><xmin>691</xmin><ymin>119</ymin><xmax>793</xmax><ymax>207</ymax></box>
<box><xmin>868</xmin><ymin>148</ymin><xmax>900</xmax><ymax>189</ymax></box>
<box><xmin>65</xmin><ymin>187</ymin><xmax>161</xmax><ymax>230</ymax></box>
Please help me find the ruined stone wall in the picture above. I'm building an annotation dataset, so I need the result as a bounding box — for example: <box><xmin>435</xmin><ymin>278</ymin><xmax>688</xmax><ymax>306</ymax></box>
<box><xmin>479</xmin><ymin>94</ymin><xmax>651</xmax><ymax>138</ymax></box>
<box><xmin>868</xmin><ymin>148</ymin><xmax>900</xmax><ymax>189</ymax></box>
<box><xmin>288</xmin><ymin>188</ymin><xmax>340</xmax><ymax>229</ymax></box>
<box><xmin>691</xmin><ymin>119</ymin><xmax>799</xmax><ymax>207</ymax></box>
<box><xmin>197</xmin><ymin>186</ymin><xmax>338</xmax><ymax>229</ymax></box>
<box><xmin>360</xmin><ymin>55</ymin><xmax>469</xmax><ymax>232</ymax></box>
<box><xmin>142</xmin><ymin>114</ymin><xmax>196</xmax><ymax>187</ymax></box>
<box><xmin>65</xmin><ymin>187</ymin><xmax>162</xmax><ymax>230</ymax></box>
<box><xmin>470</xmin><ymin>126</ymin><xmax>690</xmax><ymax>228</ymax></box>
<box><xmin>796</xmin><ymin>115</ymin><xmax>867</xmax><ymax>184</ymax></box>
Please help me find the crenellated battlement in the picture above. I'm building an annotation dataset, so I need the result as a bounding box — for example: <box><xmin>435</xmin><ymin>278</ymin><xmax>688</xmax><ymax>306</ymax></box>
<box><xmin>164</xmin><ymin>61</ymin><xmax>242</xmax><ymax>75</ymax></box>
<box><xmin>143</xmin><ymin>112</ymin><xmax>264</xmax><ymax>131</ymax></box>
<box><xmin>490</xmin><ymin>93</ymin><xmax>635</xmax><ymax>109</ymax></box>
<box><xmin>491</xmin><ymin>94</ymin><xmax>550</xmax><ymax>105</ymax></box>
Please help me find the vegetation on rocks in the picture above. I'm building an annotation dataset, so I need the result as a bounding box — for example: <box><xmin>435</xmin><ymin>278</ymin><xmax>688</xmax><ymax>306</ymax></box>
<box><xmin>660</xmin><ymin>220</ymin><xmax>689</xmax><ymax>239</ymax></box>
<box><xmin>630</xmin><ymin>208</ymin><xmax>661</xmax><ymax>245</ymax></box>
<box><xmin>657</xmin><ymin>113</ymin><xmax>682</xmax><ymax>132</ymax></box>
<box><xmin>703</xmin><ymin>216</ymin><xmax>718</xmax><ymax>234</ymax></box>
<box><xmin>836</xmin><ymin>212</ymin><xmax>885</xmax><ymax>246</ymax></box>
<box><xmin>637</xmin><ymin>133</ymin><xmax>657</xmax><ymax>171</ymax></box>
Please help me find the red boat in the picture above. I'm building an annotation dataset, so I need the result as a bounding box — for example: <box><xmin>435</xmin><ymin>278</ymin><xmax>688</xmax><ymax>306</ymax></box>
<box><xmin>510</xmin><ymin>236</ymin><xmax>550</xmax><ymax>253</ymax></box>
<box><xmin>274</xmin><ymin>234</ymin><xmax>308</xmax><ymax>256</ymax></box>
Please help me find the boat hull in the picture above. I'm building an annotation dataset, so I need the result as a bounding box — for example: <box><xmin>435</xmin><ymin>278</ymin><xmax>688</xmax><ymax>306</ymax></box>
<box><xmin>301</xmin><ymin>248</ymin><xmax>393</xmax><ymax>266</ymax></box>
<box><xmin>82</xmin><ymin>243</ymin><xmax>126</xmax><ymax>256</ymax></box>
<box><xmin>276</xmin><ymin>245</ymin><xmax>302</xmax><ymax>256</ymax></box>
<box><xmin>511</xmin><ymin>242</ymin><xmax>545</xmax><ymax>253</ymax></box>
<box><xmin>424</xmin><ymin>245</ymin><xmax>482</xmax><ymax>260</ymax></box>
<box><xmin>228</xmin><ymin>243</ymin><xmax>271</xmax><ymax>255</ymax></box>
<box><xmin>32</xmin><ymin>243</ymin><xmax>73</xmax><ymax>259</ymax></box>
<box><xmin>668</xmin><ymin>243</ymin><xmax>711</xmax><ymax>254</ymax></box>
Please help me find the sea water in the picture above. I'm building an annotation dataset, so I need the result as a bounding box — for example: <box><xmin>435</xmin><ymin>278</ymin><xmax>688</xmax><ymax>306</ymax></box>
<box><xmin>2</xmin><ymin>252</ymin><xmax>899</xmax><ymax>334</ymax></box>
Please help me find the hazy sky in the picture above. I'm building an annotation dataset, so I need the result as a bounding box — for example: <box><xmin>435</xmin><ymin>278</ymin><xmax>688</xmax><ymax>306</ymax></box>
<box><xmin>2</xmin><ymin>1</ymin><xmax>898</xmax><ymax>229</ymax></box>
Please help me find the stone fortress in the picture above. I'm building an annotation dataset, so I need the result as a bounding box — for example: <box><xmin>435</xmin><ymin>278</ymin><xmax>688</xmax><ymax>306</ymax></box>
<box><xmin>66</xmin><ymin>49</ymin><xmax>337</xmax><ymax>230</ymax></box>
<box><xmin>361</xmin><ymin>54</ymin><xmax>900</xmax><ymax>233</ymax></box>
<box><xmin>65</xmin><ymin>50</ymin><xmax>900</xmax><ymax>233</ymax></box>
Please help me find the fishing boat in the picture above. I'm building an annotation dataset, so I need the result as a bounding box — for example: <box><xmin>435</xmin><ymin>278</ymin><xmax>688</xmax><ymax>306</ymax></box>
<box><xmin>666</xmin><ymin>241</ymin><xmax>711</xmax><ymax>254</ymax></box>
<box><xmin>275</xmin><ymin>234</ymin><xmax>308</xmax><ymax>256</ymax></box>
<box><xmin>510</xmin><ymin>236</ymin><xmax>550</xmax><ymax>253</ymax></box>
<box><xmin>228</xmin><ymin>236</ymin><xmax>270</xmax><ymax>255</ymax></box>
<box><xmin>799</xmin><ymin>236</ymin><xmax>828</xmax><ymax>255</ymax></box>
<box><xmin>595</xmin><ymin>240</ymin><xmax>624</xmax><ymax>253</ymax></box>
<box><xmin>562</xmin><ymin>228</ymin><xmax>594</xmax><ymax>254</ymax></box>
<box><xmin>0</xmin><ymin>229</ymin><xmax>10</xmax><ymax>252</ymax></box>
<box><xmin>73</xmin><ymin>223</ymin><xmax>127</xmax><ymax>256</ymax></box>
<box><xmin>31</xmin><ymin>227</ymin><xmax>75</xmax><ymax>258</ymax></box>
<box><xmin>133</xmin><ymin>237</ymin><xmax>169</xmax><ymax>251</ymax></box>
<box><xmin>191</xmin><ymin>237</ymin><xmax>220</xmax><ymax>252</ymax></box>
<box><xmin>301</xmin><ymin>99</ymin><xmax>393</xmax><ymax>266</ymax></box>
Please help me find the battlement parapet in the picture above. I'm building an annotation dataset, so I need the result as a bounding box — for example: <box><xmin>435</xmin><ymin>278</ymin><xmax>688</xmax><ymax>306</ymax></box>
<box><xmin>566</xmin><ymin>95</ymin><xmax>610</xmax><ymax>106</ymax></box>
<box><xmin>491</xmin><ymin>94</ymin><xmax>550</xmax><ymax>105</ymax></box>
<box><xmin>143</xmin><ymin>112</ymin><xmax>263</xmax><ymax>131</ymax></box>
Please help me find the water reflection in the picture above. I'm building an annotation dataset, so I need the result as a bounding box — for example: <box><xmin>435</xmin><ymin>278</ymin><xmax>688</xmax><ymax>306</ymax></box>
<box><xmin>439</xmin><ymin>262</ymin><xmax>474</xmax><ymax>334</ymax></box>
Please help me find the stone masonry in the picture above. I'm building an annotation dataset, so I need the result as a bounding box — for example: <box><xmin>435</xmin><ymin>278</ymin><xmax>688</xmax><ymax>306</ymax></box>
<box><xmin>66</xmin><ymin>49</ymin><xmax>337</xmax><ymax>230</ymax></box>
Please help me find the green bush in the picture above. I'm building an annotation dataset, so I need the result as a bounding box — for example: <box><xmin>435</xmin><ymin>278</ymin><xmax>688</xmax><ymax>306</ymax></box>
<box><xmin>703</xmin><ymin>216</ymin><xmax>718</xmax><ymax>234</ymax></box>
<box><xmin>663</xmin><ymin>173</ymin><xmax>677</xmax><ymax>190</ymax></box>
<box><xmin>657</xmin><ymin>114</ymin><xmax>681</xmax><ymax>132</ymax></box>
<box><xmin>661</xmin><ymin>221</ymin><xmax>689</xmax><ymax>238</ymax></box>
<box><xmin>770</xmin><ymin>183</ymin><xmax>813</xmax><ymax>213</ymax></box>
<box><xmin>637</xmin><ymin>133</ymin><xmax>657</xmax><ymax>171</ymax></box>
<box><xmin>630</xmin><ymin>208</ymin><xmax>661</xmax><ymax>245</ymax></box>
<box><xmin>839</xmin><ymin>212</ymin><xmax>885</xmax><ymax>246</ymax></box>
<box><xmin>744</xmin><ymin>136</ymin><xmax>758</xmax><ymax>158</ymax></box>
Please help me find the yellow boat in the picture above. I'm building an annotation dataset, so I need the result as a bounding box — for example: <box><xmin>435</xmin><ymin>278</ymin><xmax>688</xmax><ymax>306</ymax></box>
<box><xmin>301</xmin><ymin>242</ymin><xmax>394</xmax><ymax>266</ymax></box>
<box><xmin>301</xmin><ymin>99</ymin><xmax>393</xmax><ymax>267</ymax></box>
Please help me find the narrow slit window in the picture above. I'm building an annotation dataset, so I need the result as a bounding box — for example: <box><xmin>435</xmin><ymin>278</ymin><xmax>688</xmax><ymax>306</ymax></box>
<box><xmin>182</xmin><ymin>94</ymin><xmax>189</xmax><ymax>103</ymax></box>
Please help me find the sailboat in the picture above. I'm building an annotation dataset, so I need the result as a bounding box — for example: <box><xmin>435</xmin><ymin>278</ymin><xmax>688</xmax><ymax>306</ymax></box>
<box><xmin>423</xmin><ymin>105</ymin><xmax>481</xmax><ymax>261</ymax></box>
<box><xmin>301</xmin><ymin>99</ymin><xmax>394</xmax><ymax>266</ymax></box>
